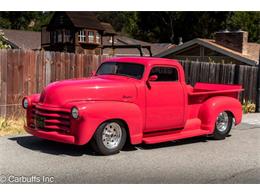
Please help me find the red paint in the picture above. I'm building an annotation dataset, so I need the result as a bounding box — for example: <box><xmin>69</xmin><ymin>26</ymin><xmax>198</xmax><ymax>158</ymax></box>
<box><xmin>23</xmin><ymin>57</ymin><xmax>243</xmax><ymax>146</ymax></box>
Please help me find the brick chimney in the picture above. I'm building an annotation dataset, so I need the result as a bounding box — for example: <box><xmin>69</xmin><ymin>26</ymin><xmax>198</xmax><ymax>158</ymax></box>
<box><xmin>215</xmin><ymin>30</ymin><xmax>248</xmax><ymax>55</ymax></box>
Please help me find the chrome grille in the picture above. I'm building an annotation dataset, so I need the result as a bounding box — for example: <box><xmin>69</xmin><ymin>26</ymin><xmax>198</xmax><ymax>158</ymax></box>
<box><xmin>31</xmin><ymin>104</ymin><xmax>71</xmax><ymax>134</ymax></box>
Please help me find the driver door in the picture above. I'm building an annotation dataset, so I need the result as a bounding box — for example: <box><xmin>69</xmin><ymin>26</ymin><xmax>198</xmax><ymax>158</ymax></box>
<box><xmin>145</xmin><ymin>66</ymin><xmax>185</xmax><ymax>132</ymax></box>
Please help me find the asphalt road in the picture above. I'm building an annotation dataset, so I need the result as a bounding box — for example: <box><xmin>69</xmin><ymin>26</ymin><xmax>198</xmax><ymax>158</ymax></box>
<box><xmin>0</xmin><ymin>114</ymin><xmax>259</xmax><ymax>184</ymax></box>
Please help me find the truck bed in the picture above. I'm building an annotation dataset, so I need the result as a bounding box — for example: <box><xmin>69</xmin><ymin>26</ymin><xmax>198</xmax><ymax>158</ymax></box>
<box><xmin>186</xmin><ymin>82</ymin><xmax>243</xmax><ymax>126</ymax></box>
<box><xmin>187</xmin><ymin>82</ymin><xmax>243</xmax><ymax>96</ymax></box>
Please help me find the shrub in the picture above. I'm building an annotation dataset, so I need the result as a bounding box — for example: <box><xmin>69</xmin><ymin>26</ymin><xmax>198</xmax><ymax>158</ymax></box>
<box><xmin>242</xmin><ymin>99</ymin><xmax>256</xmax><ymax>113</ymax></box>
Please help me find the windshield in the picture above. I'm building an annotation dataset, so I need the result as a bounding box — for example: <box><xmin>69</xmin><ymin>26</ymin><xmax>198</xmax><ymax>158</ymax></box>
<box><xmin>96</xmin><ymin>62</ymin><xmax>145</xmax><ymax>79</ymax></box>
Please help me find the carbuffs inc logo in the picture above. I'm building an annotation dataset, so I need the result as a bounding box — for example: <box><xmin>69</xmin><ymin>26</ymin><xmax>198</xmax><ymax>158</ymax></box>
<box><xmin>0</xmin><ymin>174</ymin><xmax>55</xmax><ymax>184</ymax></box>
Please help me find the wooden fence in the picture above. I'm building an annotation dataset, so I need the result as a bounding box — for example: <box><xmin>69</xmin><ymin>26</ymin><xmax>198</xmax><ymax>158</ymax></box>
<box><xmin>179</xmin><ymin>60</ymin><xmax>259</xmax><ymax>105</ymax></box>
<box><xmin>0</xmin><ymin>49</ymin><xmax>259</xmax><ymax>117</ymax></box>
<box><xmin>0</xmin><ymin>49</ymin><xmax>111</xmax><ymax>117</ymax></box>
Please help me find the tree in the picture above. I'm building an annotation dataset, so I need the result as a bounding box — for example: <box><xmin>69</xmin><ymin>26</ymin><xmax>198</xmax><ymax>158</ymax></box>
<box><xmin>129</xmin><ymin>12</ymin><xmax>231</xmax><ymax>43</ymax></box>
<box><xmin>0</xmin><ymin>11</ymin><xmax>258</xmax><ymax>44</ymax></box>
<box><xmin>226</xmin><ymin>12</ymin><xmax>260</xmax><ymax>43</ymax></box>
<box><xmin>96</xmin><ymin>11</ymin><xmax>258</xmax><ymax>44</ymax></box>
<box><xmin>133</xmin><ymin>12</ymin><xmax>182</xmax><ymax>43</ymax></box>
<box><xmin>96</xmin><ymin>11</ymin><xmax>139</xmax><ymax>36</ymax></box>
<box><xmin>0</xmin><ymin>12</ymin><xmax>53</xmax><ymax>31</ymax></box>
<box><xmin>0</xmin><ymin>30</ymin><xmax>11</xmax><ymax>49</ymax></box>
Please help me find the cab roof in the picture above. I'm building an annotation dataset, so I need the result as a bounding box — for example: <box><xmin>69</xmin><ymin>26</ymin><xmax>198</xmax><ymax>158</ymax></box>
<box><xmin>103</xmin><ymin>57</ymin><xmax>181</xmax><ymax>67</ymax></box>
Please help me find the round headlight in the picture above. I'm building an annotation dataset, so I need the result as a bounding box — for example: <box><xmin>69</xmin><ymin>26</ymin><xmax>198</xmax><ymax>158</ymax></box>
<box><xmin>22</xmin><ymin>98</ymin><xmax>29</xmax><ymax>109</ymax></box>
<box><xmin>71</xmin><ymin>107</ymin><xmax>79</xmax><ymax>119</ymax></box>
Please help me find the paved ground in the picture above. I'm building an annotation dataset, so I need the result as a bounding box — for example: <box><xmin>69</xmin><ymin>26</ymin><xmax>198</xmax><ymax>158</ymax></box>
<box><xmin>0</xmin><ymin>114</ymin><xmax>259</xmax><ymax>184</ymax></box>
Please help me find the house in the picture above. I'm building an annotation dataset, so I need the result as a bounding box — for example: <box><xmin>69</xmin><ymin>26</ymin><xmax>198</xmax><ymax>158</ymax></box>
<box><xmin>41</xmin><ymin>11</ymin><xmax>175</xmax><ymax>56</ymax></box>
<box><xmin>156</xmin><ymin>30</ymin><xmax>260</xmax><ymax>66</ymax></box>
<box><xmin>0</xmin><ymin>29</ymin><xmax>41</xmax><ymax>50</ymax></box>
<box><xmin>41</xmin><ymin>12</ymin><xmax>105</xmax><ymax>54</ymax></box>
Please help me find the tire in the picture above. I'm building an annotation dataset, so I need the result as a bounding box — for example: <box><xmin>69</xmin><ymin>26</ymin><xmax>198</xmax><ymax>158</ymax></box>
<box><xmin>212</xmin><ymin>111</ymin><xmax>233</xmax><ymax>140</ymax></box>
<box><xmin>90</xmin><ymin>120</ymin><xmax>127</xmax><ymax>155</ymax></box>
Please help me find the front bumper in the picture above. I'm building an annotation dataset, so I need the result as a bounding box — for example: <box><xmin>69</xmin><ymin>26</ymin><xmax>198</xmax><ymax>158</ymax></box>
<box><xmin>25</xmin><ymin>125</ymin><xmax>75</xmax><ymax>144</ymax></box>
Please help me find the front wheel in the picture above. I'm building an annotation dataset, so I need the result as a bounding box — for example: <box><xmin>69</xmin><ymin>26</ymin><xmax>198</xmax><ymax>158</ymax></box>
<box><xmin>90</xmin><ymin>120</ymin><xmax>127</xmax><ymax>155</ymax></box>
<box><xmin>212</xmin><ymin>111</ymin><xmax>233</xmax><ymax>140</ymax></box>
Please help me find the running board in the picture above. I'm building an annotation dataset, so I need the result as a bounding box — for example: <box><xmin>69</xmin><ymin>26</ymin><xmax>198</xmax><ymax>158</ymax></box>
<box><xmin>142</xmin><ymin>129</ymin><xmax>209</xmax><ymax>144</ymax></box>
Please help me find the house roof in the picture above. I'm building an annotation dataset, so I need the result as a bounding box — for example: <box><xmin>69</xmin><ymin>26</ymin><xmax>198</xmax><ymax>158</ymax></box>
<box><xmin>65</xmin><ymin>12</ymin><xmax>104</xmax><ymax>31</ymax></box>
<box><xmin>101</xmin><ymin>22</ymin><xmax>116</xmax><ymax>35</ymax></box>
<box><xmin>0</xmin><ymin>29</ymin><xmax>41</xmax><ymax>50</ymax></box>
<box><xmin>102</xmin><ymin>35</ymin><xmax>175</xmax><ymax>56</ymax></box>
<box><xmin>155</xmin><ymin>38</ymin><xmax>260</xmax><ymax>66</ymax></box>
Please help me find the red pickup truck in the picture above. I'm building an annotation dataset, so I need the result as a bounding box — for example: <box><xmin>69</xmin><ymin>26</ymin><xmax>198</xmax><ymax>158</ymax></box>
<box><xmin>23</xmin><ymin>57</ymin><xmax>243</xmax><ymax>155</ymax></box>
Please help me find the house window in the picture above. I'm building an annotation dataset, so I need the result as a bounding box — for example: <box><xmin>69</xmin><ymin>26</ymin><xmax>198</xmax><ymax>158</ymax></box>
<box><xmin>78</xmin><ymin>30</ymin><xmax>86</xmax><ymax>43</ymax></box>
<box><xmin>88</xmin><ymin>31</ymin><xmax>94</xmax><ymax>43</ymax></box>
<box><xmin>96</xmin><ymin>32</ymin><xmax>101</xmax><ymax>44</ymax></box>
<box><xmin>57</xmin><ymin>30</ymin><xmax>63</xmax><ymax>43</ymax></box>
<box><xmin>109</xmin><ymin>36</ymin><xmax>113</xmax><ymax>43</ymax></box>
<box><xmin>51</xmin><ymin>31</ymin><xmax>57</xmax><ymax>43</ymax></box>
<box><xmin>59</xmin><ymin>16</ymin><xmax>64</xmax><ymax>24</ymax></box>
<box><xmin>64</xmin><ymin>30</ymin><xmax>72</xmax><ymax>42</ymax></box>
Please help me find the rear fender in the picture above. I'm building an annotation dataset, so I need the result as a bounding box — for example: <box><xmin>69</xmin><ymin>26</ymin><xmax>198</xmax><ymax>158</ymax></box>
<box><xmin>70</xmin><ymin>101</ymin><xmax>143</xmax><ymax>145</ymax></box>
<box><xmin>198</xmin><ymin>96</ymin><xmax>242</xmax><ymax>133</ymax></box>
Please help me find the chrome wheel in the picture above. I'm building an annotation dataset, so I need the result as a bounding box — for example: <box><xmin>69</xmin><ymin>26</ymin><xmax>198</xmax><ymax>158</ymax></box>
<box><xmin>216</xmin><ymin>112</ymin><xmax>229</xmax><ymax>132</ymax></box>
<box><xmin>102</xmin><ymin>122</ymin><xmax>122</xmax><ymax>149</ymax></box>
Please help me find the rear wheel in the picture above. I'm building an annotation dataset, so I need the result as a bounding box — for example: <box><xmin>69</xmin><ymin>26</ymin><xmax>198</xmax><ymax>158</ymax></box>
<box><xmin>90</xmin><ymin>120</ymin><xmax>127</xmax><ymax>155</ymax></box>
<box><xmin>213</xmin><ymin>111</ymin><xmax>233</xmax><ymax>140</ymax></box>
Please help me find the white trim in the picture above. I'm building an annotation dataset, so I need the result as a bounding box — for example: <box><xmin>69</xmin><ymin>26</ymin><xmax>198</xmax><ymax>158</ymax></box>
<box><xmin>96</xmin><ymin>32</ymin><xmax>101</xmax><ymax>44</ymax></box>
<box><xmin>78</xmin><ymin>30</ymin><xmax>86</xmax><ymax>43</ymax></box>
<box><xmin>88</xmin><ymin>31</ymin><xmax>94</xmax><ymax>43</ymax></box>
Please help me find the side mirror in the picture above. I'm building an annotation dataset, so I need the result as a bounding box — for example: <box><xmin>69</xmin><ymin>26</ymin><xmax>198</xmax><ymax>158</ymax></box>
<box><xmin>146</xmin><ymin>75</ymin><xmax>158</xmax><ymax>90</ymax></box>
<box><xmin>148</xmin><ymin>75</ymin><xmax>158</xmax><ymax>81</ymax></box>
<box><xmin>90</xmin><ymin>71</ymin><xmax>96</xmax><ymax>77</ymax></box>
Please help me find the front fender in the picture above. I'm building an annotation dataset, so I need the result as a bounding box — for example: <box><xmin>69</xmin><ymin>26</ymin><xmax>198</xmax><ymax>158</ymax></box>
<box><xmin>198</xmin><ymin>96</ymin><xmax>242</xmax><ymax>133</ymax></box>
<box><xmin>70</xmin><ymin>101</ymin><xmax>143</xmax><ymax>145</ymax></box>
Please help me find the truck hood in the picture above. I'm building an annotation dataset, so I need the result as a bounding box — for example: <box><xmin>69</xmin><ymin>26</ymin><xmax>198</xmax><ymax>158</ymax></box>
<box><xmin>40</xmin><ymin>76</ymin><xmax>137</xmax><ymax>106</ymax></box>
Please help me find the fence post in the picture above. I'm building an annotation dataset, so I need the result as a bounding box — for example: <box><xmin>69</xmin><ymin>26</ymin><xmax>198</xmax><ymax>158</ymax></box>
<box><xmin>256</xmin><ymin>54</ymin><xmax>260</xmax><ymax>112</ymax></box>
<box><xmin>45</xmin><ymin>51</ymin><xmax>51</xmax><ymax>85</ymax></box>
<box><xmin>233</xmin><ymin>64</ymin><xmax>240</xmax><ymax>84</ymax></box>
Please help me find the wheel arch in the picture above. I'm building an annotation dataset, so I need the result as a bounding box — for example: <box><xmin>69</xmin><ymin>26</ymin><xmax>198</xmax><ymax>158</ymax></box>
<box><xmin>96</xmin><ymin>118</ymin><xmax>131</xmax><ymax>143</ymax></box>
<box><xmin>72</xmin><ymin>101</ymin><xmax>144</xmax><ymax>145</ymax></box>
<box><xmin>198</xmin><ymin>96</ymin><xmax>242</xmax><ymax>133</ymax></box>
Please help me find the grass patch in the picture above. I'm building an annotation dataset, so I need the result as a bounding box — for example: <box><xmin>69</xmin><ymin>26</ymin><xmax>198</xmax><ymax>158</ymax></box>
<box><xmin>0</xmin><ymin>117</ymin><xmax>26</xmax><ymax>136</ymax></box>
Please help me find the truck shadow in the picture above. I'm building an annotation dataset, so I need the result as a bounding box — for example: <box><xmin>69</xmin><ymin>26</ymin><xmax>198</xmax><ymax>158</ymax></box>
<box><xmin>9</xmin><ymin>135</ymin><xmax>231</xmax><ymax>156</ymax></box>
<box><xmin>124</xmin><ymin>136</ymin><xmax>210</xmax><ymax>151</ymax></box>
<box><xmin>8</xmin><ymin>136</ymin><xmax>95</xmax><ymax>156</ymax></box>
<box><xmin>134</xmin><ymin>134</ymin><xmax>232</xmax><ymax>150</ymax></box>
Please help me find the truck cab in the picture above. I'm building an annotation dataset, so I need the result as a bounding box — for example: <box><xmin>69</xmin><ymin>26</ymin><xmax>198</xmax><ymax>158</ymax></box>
<box><xmin>23</xmin><ymin>57</ymin><xmax>243</xmax><ymax>155</ymax></box>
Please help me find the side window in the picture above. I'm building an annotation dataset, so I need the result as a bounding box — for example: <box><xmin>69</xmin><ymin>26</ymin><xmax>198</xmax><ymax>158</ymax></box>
<box><xmin>149</xmin><ymin>66</ymin><xmax>178</xmax><ymax>82</ymax></box>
